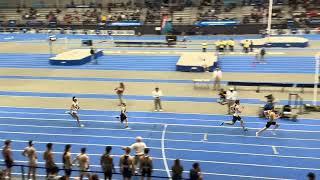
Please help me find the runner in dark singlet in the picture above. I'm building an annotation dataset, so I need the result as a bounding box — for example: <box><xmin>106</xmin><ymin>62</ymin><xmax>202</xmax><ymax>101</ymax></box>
<box><xmin>119</xmin><ymin>147</ymin><xmax>134</xmax><ymax>180</ymax></box>
<box><xmin>139</xmin><ymin>148</ymin><xmax>153</xmax><ymax>180</ymax></box>
<box><xmin>100</xmin><ymin>146</ymin><xmax>115</xmax><ymax>180</ymax></box>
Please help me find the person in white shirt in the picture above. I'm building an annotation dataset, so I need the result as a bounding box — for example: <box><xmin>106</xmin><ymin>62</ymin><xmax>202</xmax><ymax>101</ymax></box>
<box><xmin>212</xmin><ymin>68</ymin><xmax>222</xmax><ymax>90</ymax></box>
<box><xmin>152</xmin><ymin>87</ymin><xmax>163</xmax><ymax>112</ymax></box>
<box><xmin>67</xmin><ymin>96</ymin><xmax>83</xmax><ymax>127</ymax></box>
<box><xmin>226</xmin><ymin>88</ymin><xmax>238</xmax><ymax>114</ymax></box>
<box><xmin>129</xmin><ymin>136</ymin><xmax>147</xmax><ymax>174</ymax></box>
<box><xmin>22</xmin><ymin>140</ymin><xmax>37</xmax><ymax>180</ymax></box>
<box><xmin>220</xmin><ymin>100</ymin><xmax>248</xmax><ymax>132</ymax></box>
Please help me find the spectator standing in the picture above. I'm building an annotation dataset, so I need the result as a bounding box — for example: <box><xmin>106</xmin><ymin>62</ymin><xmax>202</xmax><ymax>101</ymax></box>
<box><xmin>115</xmin><ymin>82</ymin><xmax>125</xmax><ymax>105</ymax></box>
<box><xmin>73</xmin><ymin>148</ymin><xmax>90</xmax><ymax>180</ymax></box>
<box><xmin>152</xmin><ymin>87</ymin><xmax>163</xmax><ymax>112</ymax></box>
<box><xmin>22</xmin><ymin>140</ymin><xmax>37</xmax><ymax>180</ymax></box>
<box><xmin>130</xmin><ymin>136</ymin><xmax>147</xmax><ymax>174</ymax></box>
<box><xmin>201</xmin><ymin>41</ymin><xmax>207</xmax><ymax>52</ymax></box>
<box><xmin>171</xmin><ymin>159</ymin><xmax>184</xmax><ymax>180</ymax></box>
<box><xmin>227</xmin><ymin>39</ymin><xmax>235</xmax><ymax>52</ymax></box>
<box><xmin>249</xmin><ymin>40</ymin><xmax>254</xmax><ymax>52</ymax></box>
<box><xmin>212</xmin><ymin>68</ymin><xmax>222</xmax><ymax>90</ymax></box>
<box><xmin>62</xmin><ymin>144</ymin><xmax>73</xmax><ymax>180</ymax></box>
<box><xmin>2</xmin><ymin>140</ymin><xmax>13</xmax><ymax>179</ymax></box>
<box><xmin>243</xmin><ymin>40</ymin><xmax>250</xmax><ymax>53</ymax></box>
<box><xmin>100</xmin><ymin>146</ymin><xmax>115</xmax><ymax>180</ymax></box>
<box><xmin>90</xmin><ymin>48</ymin><xmax>97</xmax><ymax>64</ymax></box>
<box><xmin>189</xmin><ymin>163</ymin><xmax>203</xmax><ymax>180</ymax></box>
<box><xmin>260</xmin><ymin>48</ymin><xmax>266</xmax><ymax>63</ymax></box>
<box><xmin>140</xmin><ymin>148</ymin><xmax>153</xmax><ymax>180</ymax></box>
<box><xmin>119</xmin><ymin>147</ymin><xmax>135</xmax><ymax>180</ymax></box>
<box><xmin>43</xmin><ymin>143</ymin><xmax>57</xmax><ymax>178</ymax></box>
<box><xmin>226</xmin><ymin>88</ymin><xmax>238</xmax><ymax>114</ymax></box>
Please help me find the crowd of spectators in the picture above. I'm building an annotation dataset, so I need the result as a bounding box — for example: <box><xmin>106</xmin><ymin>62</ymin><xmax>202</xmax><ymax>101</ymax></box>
<box><xmin>21</xmin><ymin>8</ymin><xmax>40</xmax><ymax>20</ymax></box>
<box><xmin>1</xmin><ymin>138</ymin><xmax>205</xmax><ymax>180</ymax></box>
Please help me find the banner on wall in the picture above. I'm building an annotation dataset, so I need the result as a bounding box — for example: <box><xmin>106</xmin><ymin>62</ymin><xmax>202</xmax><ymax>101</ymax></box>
<box><xmin>195</xmin><ymin>20</ymin><xmax>240</xmax><ymax>26</ymax></box>
<box><xmin>107</xmin><ymin>21</ymin><xmax>142</xmax><ymax>26</ymax></box>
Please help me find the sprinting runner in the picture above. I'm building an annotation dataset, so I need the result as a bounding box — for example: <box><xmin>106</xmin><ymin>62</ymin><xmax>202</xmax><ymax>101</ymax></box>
<box><xmin>66</xmin><ymin>96</ymin><xmax>83</xmax><ymax>127</ymax></box>
<box><xmin>256</xmin><ymin>110</ymin><xmax>280</xmax><ymax>136</ymax></box>
<box><xmin>22</xmin><ymin>140</ymin><xmax>37</xmax><ymax>180</ymax></box>
<box><xmin>220</xmin><ymin>100</ymin><xmax>248</xmax><ymax>132</ymax></box>
<box><xmin>119</xmin><ymin>103</ymin><xmax>129</xmax><ymax>129</ymax></box>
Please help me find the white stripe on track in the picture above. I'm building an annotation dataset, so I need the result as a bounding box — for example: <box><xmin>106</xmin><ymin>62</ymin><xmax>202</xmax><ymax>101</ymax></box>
<box><xmin>0</xmin><ymin>115</ymin><xmax>318</xmax><ymax>133</ymax></box>
<box><xmin>161</xmin><ymin>124</ymin><xmax>170</xmax><ymax>178</ymax></box>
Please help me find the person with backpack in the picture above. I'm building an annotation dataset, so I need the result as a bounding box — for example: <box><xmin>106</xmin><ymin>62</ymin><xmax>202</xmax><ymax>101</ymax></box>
<box><xmin>139</xmin><ymin>148</ymin><xmax>153</xmax><ymax>180</ymax></box>
<box><xmin>119</xmin><ymin>147</ymin><xmax>135</xmax><ymax>180</ymax></box>
<box><xmin>220</xmin><ymin>100</ymin><xmax>248</xmax><ymax>132</ymax></box>
<box><xmin>100</xmin><ymin>146</ymin><xmax>115</xmax><ymax>180</ymax></box>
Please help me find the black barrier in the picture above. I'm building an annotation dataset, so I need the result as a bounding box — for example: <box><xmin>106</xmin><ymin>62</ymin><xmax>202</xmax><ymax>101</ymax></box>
<box><xmin>0</xmin><ymin>163</ymin><xmax>171</xmax><ymax>179</ymax></box>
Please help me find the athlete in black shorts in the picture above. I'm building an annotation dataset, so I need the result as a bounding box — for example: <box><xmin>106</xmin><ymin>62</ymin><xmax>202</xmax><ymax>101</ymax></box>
<box><xmin>256</xmin><ymin>110</ymin><xmax>280</xmax><ymax>136</ymax></box>
<box><xmin>220</xmin><ymin>100</ymin><xmax>248</xmax><ymax>131</ymax></box>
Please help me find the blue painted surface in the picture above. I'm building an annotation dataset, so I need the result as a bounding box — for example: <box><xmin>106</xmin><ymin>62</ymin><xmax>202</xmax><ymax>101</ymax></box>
<box><xmin>0</xmin><ymin>54</ymin><xmax>179</xmax><ymax>71</ymax></box>
<box><xmin>0</xmin><ymin>106</ymin><xmax>319</xmax><ymax>179</ymax></box>
<box><xmin>219</xmin><ymin>56</ymin><xmax>315</xmax><ymax>73</ymax></box>
<box><xmin>0</xmin><ymin>90</ymin><xmax>317</xmax><ymax>105</ymax></box>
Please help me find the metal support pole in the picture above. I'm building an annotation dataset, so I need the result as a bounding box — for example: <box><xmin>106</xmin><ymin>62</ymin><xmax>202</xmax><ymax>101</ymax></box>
<box><xmin>313</xmin><ymin>54</ymin><xmax>319</xmax><ymax>106</ymax></box>
<box><xmin>266</xmin><ymin>0</ymin><xmax>273</xmax><ymax>35</ymax></box>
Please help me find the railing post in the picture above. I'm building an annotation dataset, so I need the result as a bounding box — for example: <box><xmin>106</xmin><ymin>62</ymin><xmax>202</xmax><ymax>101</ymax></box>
<box><xmin>21</xmin><ymin>165</ymin><xmax>25</xmax><ymax>180</ymax></box>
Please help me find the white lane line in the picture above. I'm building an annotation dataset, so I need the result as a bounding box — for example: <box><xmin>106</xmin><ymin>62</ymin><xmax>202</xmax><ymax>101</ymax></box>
<box><xmin>0</xmin><ymin>105</ymin><xmax>319</xmax><ymax>121</ymax></box>
<box><xmin>0</xmin><ymin>115</ymin><xmax>319</xmax><ymax>133</ymax></box>
<box><xmin>272</xmin><ymin>146</ymin><xmax>279</xmax><ymax>155</ymax></box>
<box><xmin>1</xmin><ymin>124</ymin><xmax>320</xmax><ymax>151</ymax></box>
<box><xmin>161</xmin><ymin>124</ymin><xmax>171</xmax><ymax>179</ymax></box>
<box><xmin>0</xmin><ymin>121</ymin><xmax>319</xmax><ymax>143</ymax></box>
<box><xmin>0</xmin><ymin>110</ymin><xmax>319</xmax><ymax>127</ymax></box>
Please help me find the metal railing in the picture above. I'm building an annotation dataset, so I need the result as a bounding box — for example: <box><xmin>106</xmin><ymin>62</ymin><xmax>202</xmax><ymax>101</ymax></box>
<box><xmin>0</xmin><ymin>163</ymin><xmax>170</xmax><ymax>180</ymax></box>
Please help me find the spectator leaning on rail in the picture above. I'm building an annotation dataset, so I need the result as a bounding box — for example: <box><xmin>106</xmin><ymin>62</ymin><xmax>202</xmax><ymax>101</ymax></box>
<box><xmin>171</xmin><ymin>159</ymin><xmax>184</xmax><ymax>180</ymax></box>
<box><xmin>129</xmin><ymin>136</ymin><xmax>147</xmax><ymax>174</ymax></box>
<box><xmin>139</xmin><ymin>148</ymin><xmax>153</xmax><ymax>180</ymax></box>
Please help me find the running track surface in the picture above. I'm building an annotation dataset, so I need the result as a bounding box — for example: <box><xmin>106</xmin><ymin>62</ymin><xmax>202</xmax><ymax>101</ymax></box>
<box><xmin>0</xmin><ymin>106</ymin><xmax>319</xmax><ymax>179</ymax></box>
<box><xmin>0</xmin><ymin>53</ymin><xmax>316</xmax><ymax>73</ymax></box>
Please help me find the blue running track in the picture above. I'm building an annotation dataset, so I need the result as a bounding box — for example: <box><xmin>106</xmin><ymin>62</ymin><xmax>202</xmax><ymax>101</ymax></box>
<box><xmin>219</xmin><ymin>56</ymin><xmax>315</xmax><ymax>74</ymax></box>
<box><xmin>0</xmin><ymin>54</ymin><xmax>179</xmax><ymax>71</ymax></box>
<box><xmin>0</xmin><ymin>106</ymin><xmax>319</xmax><ymax>179</ymax></box>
